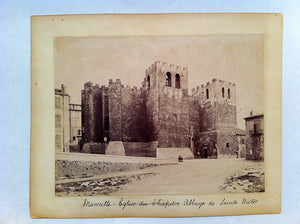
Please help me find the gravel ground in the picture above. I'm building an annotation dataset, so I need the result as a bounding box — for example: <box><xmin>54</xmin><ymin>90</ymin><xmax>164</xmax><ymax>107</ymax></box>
<box><xmin>55</xmin><ymin>158</ymin><xmax>264</xmax><ymax>197</ymax></box>
<box><xmin>219</xmin><ymin>162</ymin><xmax>265</xmax><ymax>193</ymax></box>
<box><xmin>55</xmin><ymin>160</ymin><xmax>161</xmax><ymax>181</ymax></box>
<box><xmin>56</xmin><ymin>172</ymin><xmax>155</xmax><ymax>197</ymax></box>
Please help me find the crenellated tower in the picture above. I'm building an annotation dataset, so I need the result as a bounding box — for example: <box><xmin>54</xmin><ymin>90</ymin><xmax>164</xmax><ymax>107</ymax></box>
<box><xmin>142</xmin><ymin>61</ymin><xmax>190</xmax><ymax>148</ymax></box>
<box><xmin>81</xmin><ymin>61</ymin><xmax>238</xmax><ymax>159</ymax></box>
<box><xmin>81</xmin><ymin>82</ymin><xmax>109</xmax><ymax>144</ymax></box>
<box><xmin>191</xmin><ymin>78</ymin><xmax>237</xmax><ymax>158</ymax></box>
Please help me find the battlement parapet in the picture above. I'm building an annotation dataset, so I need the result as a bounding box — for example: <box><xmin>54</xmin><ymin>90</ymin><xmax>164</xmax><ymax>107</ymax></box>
<box><xmin>146</xmin><ymin>61</ymin><xmax>187</xmax><ymax>75</ymax></box>
<box><xmin>191</xmin><ymin>86</ymin><xmax>204</xmax><ymax>96</ymax></box>
<box><xmin>198</xmin><ymin>78</ymin><xmax>236</xmax><ymax>90</ymax></box>
<box><xmin>108</xmin><ymin>79</ymin><xmax>123</xmax><ymax>86</ymax></box>
<box><xmin>84</xmin><ymin>82</ymin><xmax>102</xmax><ymax>91</ymax></box>
<box><xmin>145</xmin><ymin>63</ymin><xmax>157</xmax><ymax>74</ymax></box>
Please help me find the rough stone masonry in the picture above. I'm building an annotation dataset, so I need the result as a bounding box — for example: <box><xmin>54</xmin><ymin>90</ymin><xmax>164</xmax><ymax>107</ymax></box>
<box><xmin>81</xmin><ymin>61</ymin><xmax>238</xmax><ymax>159</ymax></box>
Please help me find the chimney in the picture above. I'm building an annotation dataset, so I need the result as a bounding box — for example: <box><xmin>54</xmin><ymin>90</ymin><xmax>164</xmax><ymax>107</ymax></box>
<box><xmin>61</xmin><ymin>84</ymin><xmax>66</xmax><ymax>94</ymax></box>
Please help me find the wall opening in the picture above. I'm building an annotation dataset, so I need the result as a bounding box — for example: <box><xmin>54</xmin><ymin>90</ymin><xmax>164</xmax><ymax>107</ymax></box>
<box><xmin>104</xmin><ymin>116</ymin><xmax>109</xmax><ymax>130</ymax></box>
<box><xmin>206</xmin><ymin>88</ymin><xmax>209</xmax><ymax>99</ymax></box>
<box><xmin>222</xmin><ymin>87</ymin><xmax>225</xmax><ymax>98</ymax></box>
<box><xmin>175</xmin><ymin>74</ymin><xmax>180</xmax><ymax>89</ymax></box>
<box><xmin>166</xmin><ymin>72</ymin><xmax>172</xmax><ymax>87</ymax></box>
<box><xmin>147</xmin><ymin>75</ymin><xmax>150</xmax><ymax>90</ymax></box>
<box><xmin>55</xmin><ymin>97</ymin><xmax>61</xmax><ymax>108</ymax></box>
<box><xmin>228</xmin><ymin>88</ymin><xmax>231</xmax><ymax>99</ymax></box>
<box><xmin>226</xmin><ymin>142</ymin><xmax>229</xmax><ymax>148</ymax></box>
<box><xmin>55</xmin><ymin>114</ymin><xmax>61</xmax><ymax>127</ymax></box>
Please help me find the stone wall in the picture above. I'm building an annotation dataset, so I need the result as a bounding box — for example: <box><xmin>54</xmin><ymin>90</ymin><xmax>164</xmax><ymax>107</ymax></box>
<box><xmin>108</xmin><ymin>79</ymin><xmax>123</xmax><ymax>141</ymax></box>
<box><xmin>69</xmin><ymin>145</ymin><xmax>80</xmax><ymax>153</ymax></box>
<box><xmin>144</xmin><ymin>61</ymin><xmax>190</xmax><ymax>148</ymax></box>
<box><xmin>198</xmin><ymin>132</ymin><xmax>218</xmax><ymax>158</ymax></box>
<box><xmin>80</xmin><ymin>63</ymin><xmax>240</xmax><ymax>160</ymax></box>
<box><xmin>121</xmin><ymin>86</ymin><xmax>146</xmax><ymax>142</ymax></box>
<box><xmin>192</xmin><ymin>78</ymin><xmax>236</xmax><ymax>106</ymax></box>
<box><xmin>81</xmin><ymin>143</ymin><xmax>106</xmax><ymax>154</ymax></box>
<box><xmin>157</xmin><ymin>88</ymin><xmax>190</xmax><ymax>147</ymax></box>
<box><xmin>144</xmin><ymin>63</ymin><xmax>159</xmax><ymax>142</ymax></box>
<box><xmin>215</xmin><ymin>103</ymin><xmax>237</xmax><ymax>129</ymax></box>
<box><xmin>81</xmin><ymin>82</ymin><xmax>104</xmax><ymax>143</ymax></box>
<box><xmin>188</xmin><ymin>96</ymin><xmax>201</xmax><ymax>156</ymax></box>
<box><xmin>216</xmin><ymin>132</ymin><xmax>238</xmax><ymax>158</ymax></box>
<box><xmin>190</xmin><ymin>78</ymin><xmax>238</xmax><ymax>159</ymax></box>
<box><xmin>123</xmin><ymin>141</ymin><xmax>157</xmax><ymax>157</ymax></box>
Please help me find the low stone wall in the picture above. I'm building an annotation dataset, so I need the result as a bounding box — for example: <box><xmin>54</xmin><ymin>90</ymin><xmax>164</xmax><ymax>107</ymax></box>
<box><xmin>156</xmin><ymin>147</ymin><xmax>194</xmax><ymax>160</ymax></box>
<box><xmin>82</xmin><ymin>143</ymin><xmax>106</xmax><ymax>154</ymax></box>
<box><xmin>69</xmin><ymin>145</ymin><xmax>80</xmax><ymax>153</ymax></box>
<box><xmin>123</xmin><ymin>141</ymin><xmax>157</xmax><ymax>157</ymax></box>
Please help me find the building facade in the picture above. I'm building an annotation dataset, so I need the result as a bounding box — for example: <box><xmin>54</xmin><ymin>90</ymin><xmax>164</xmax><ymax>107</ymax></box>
<box><xmin>55</xmin><ymin>85</ymin><xmax>82</xmax><ymax>153</ymax></box>
<box><xmin>236</xmin><ymin>128</ymin><xmax>246</xmax><ymax>158</ymax></box>
<box><xmin>81</xmin><ymin>61</ymin><xmax>241</xmax><ymax>159</ymax></box>
<box><xmin>55</xmin><ymin>85</ymin><xmax>70</xmax><ymax>153</ymax></box>
<box><xmin>69</xmin><ymin>104</ymin><xmax>82</xmax><ymax>147</ymax></box>
<box><xmin>244</xmin><ymin>113</ymin><xmax>264</xmax><ymax>160</ymax></box>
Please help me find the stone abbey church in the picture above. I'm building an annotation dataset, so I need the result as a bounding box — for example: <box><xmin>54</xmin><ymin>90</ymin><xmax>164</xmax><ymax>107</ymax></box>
<box><xmin>81</xmin><ymin>61</ymin><xmax>241</xmax><ymax>159</ymax></box>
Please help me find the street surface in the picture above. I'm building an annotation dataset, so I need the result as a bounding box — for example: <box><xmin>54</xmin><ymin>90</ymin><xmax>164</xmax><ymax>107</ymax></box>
<box><xmin>111</xmin><ymin>159</ymin><xmax>262</xmax><ymax>195</ymax></box>
<box><xmin>55</xmin><ymin>153</ymin><xmax>264</xmax><ymax>196</ymax></box>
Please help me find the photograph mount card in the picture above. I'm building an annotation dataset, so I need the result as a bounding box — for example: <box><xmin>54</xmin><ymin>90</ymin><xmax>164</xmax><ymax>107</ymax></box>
<box><xmin>30</xmin><ymin>13</ymin><xmax>282</xmax><ymax>218</ymax></box>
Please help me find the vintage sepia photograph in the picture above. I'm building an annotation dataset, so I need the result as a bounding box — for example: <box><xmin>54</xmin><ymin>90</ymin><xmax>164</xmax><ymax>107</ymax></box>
<box><xmin>54</xmin><ymin>34</ymin><xmax>265</xmax><ymax>197</ymax></box>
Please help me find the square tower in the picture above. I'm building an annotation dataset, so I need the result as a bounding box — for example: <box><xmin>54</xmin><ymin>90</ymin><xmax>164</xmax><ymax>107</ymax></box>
<box><xmin>143</xmin><ymin>61</ymin><xmax>190</xmax><ymax>148</ymax></box>
<box><xmin>192</xmin><ymin>78</ymin><xmax>238</xmax><ymax>158</ymax></box>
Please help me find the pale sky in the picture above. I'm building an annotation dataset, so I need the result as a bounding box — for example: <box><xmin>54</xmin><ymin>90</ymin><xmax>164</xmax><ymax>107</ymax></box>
<box><xmin>55</xmin><ymin>35</ymin><xmax>264</xmax><ymax>130</ymax></box>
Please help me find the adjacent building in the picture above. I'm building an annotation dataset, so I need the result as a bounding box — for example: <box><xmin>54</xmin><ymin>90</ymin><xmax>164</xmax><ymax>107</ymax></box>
<box><xmin>244</xmin><ymin>113</ymin><xmax>264</xmax><ymax>160</ymax></box>
<box><xmin>55</xmin><ymin>85</ymin><xmax>70</xmax><ymax>153</ymax></box>
<box><xmin>69</xmin><ymin>103</ymin><xmax>82</xmax><ymax>147</ymax></box>
<box><xmin>236</xmin><ymin>128</ymin><xmax>246</xmax><ymax>158</ymax></box>
<box><xmin>55</xmin><ymin>85</ymin><xmax>82</xmax><ymax>153</ymax></box>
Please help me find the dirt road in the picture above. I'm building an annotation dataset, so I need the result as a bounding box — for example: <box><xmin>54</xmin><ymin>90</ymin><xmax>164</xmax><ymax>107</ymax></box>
<box><xmin>110</xmin><ymin>159</ymin><xmax>262</xmax><ymax>196</ymax></box>
<box><xmin>56</xmin><ymin>156</ymin><xmax>264</xmax><ymax>196</ymax></box>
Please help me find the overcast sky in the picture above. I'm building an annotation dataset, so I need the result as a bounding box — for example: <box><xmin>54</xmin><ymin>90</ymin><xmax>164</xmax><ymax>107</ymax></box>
<box><xmin>55</xmin><ymin>35</ymin><xmax>264</xmax><ymax>129</ymax></box>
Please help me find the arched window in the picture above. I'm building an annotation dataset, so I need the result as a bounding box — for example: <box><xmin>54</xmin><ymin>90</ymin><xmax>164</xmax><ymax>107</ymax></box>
<box><xmin>147</xmin><ymin>75</ymin><xmax>150</xmax><ymax>90</ymax></box>
<box><xmin>228</xmin><ymin>88</ymin><xmax>230</xmax><ymax>99</ymax></box>
<box><xmin>206</xmin><ymin>89</ymin><xmax>209</xmax><ymax>99</ymax></box>
<box><xmin>166</xmin><ymin>72</ymin><xmax>171</xmax><ymax>87</ymax></box>
<box><xmin>175</xmin><ymin>74</ymin><xmax>180</xmax><ymax>89</ymax></box>
<box><xmin>222</xmin><ymin>87</ymin><xmax>225</xmax><ymax>98</ymax></box>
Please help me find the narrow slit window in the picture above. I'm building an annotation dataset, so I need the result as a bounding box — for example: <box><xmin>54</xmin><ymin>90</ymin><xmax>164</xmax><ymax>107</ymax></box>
<box><xmin>104</xmin><ymin>116</ymin><xmax>109</xmax><ymax>130</ymax></box>
<box><xmin>206</xmin><ymin>89</ymin><xmax>209</xmax><ymax>99</ymax></box>
<box><xmin>166</xmin><ymin>72</ymin><xmax>171</xmax><ymax>87</ymax></box>
<box><xmin>222</xmin><ymin>87</ymin><xmax>225</xmax><ymax>98</ymax></box>
<box><xmin>147</xmin><ymin>75</ymin><xmax>150</xmax><ymax>90</ymax></box>
<box><xmin>175</xmin><ymin>74</ymin><xmax>180</xmax><ymax>89</ymax></box>
<box><xmin>228</xmin><ymin>88</ymin><xmax>230</xmax><ymax>99</ymax></box>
